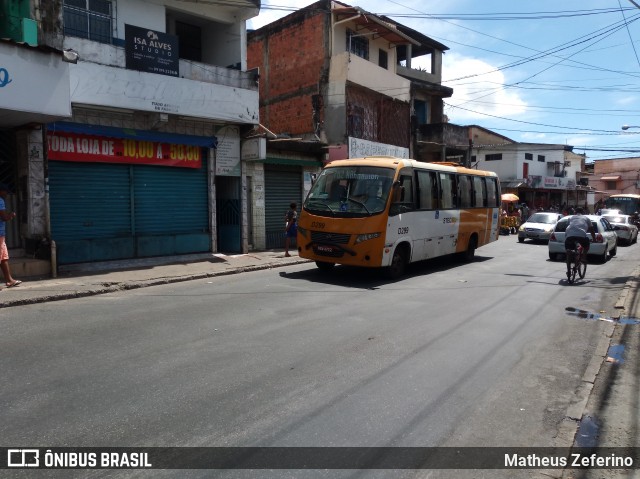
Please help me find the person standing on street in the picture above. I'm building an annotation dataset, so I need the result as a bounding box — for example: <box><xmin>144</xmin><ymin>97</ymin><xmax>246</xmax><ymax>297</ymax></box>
<box><xmin>284</xmin><ymin>202</ymin><xmax>297</xmax><ymax>257</ymax></box>
<box><xmin>0</xmin><ymin>183</ymin><xmax>21</xmax><ymax>289</ymax></box>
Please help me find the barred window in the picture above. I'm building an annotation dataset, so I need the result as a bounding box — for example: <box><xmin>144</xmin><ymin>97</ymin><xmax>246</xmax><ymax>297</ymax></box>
<box><xmin>63</xmin><ymin>0</ymin><xmax>113</xmax><ymax>44</ymax></box>
<box><xmin>347</xmin><ymin>30</ymin><xmax>369</xmax><ymax>60</ymax></box>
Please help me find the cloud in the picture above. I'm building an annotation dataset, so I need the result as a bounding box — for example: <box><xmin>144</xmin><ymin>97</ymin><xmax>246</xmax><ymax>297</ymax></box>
<box><xmin>614</xmin><ymin>95</ymin><xmax>638</xmax><ymax>106</ymax></box>
<box><xmin>441</xmin><ymin>54</ymin><xmax>528</xmax><ymax>123</ymax></box>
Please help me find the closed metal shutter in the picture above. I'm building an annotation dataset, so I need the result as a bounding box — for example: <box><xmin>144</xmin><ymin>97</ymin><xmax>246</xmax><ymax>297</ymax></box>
<box><xmin>49</xmin><ymin>158</ymin><xmax>210</xmax><ymax>264</ymax></box>
<box><xmin>49</xmin><ymin>161</ymin><xmax>133</xmax><ymax>264</ymax></box>
<box><xmin>133</xmin><ymin>160</ymin><xmax>210</xmax><ymax>256</ymax></box>
<box><xmin>264</xmin><ymin>165</ymin><xmax>302</xmax><ymax>249</ymax></box>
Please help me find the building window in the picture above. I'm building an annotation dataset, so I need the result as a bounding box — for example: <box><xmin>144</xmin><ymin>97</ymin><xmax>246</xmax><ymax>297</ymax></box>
<box><xmin>525</xmin><ymin>153</ymin><xmax>533</xmax><ymax>161</ymax></box>
<box><xmin>414</xmin><ymin>100</ymin><xmax>428</xmax><ymax>126</ymax></box>
<box><xmin>485</xmin><ymin>153</ymin><xmax>502</xmax><ymax>161</ymax></box>
<box><xmin>605</xmin><ymin>181</ymin><xmax>617</xmax><ymax>190</ymax></box>
<box><xmin>378</xmin><ymin>49</ymin><xmax>388</xmax><ymax>69</ymax></box>
<box><xmin>538</xmin><ymin>155</ymin><xmax>546</xmax><ymax>162</ymax></box>
<box><xmin>347</xmin><ymin>30</ymin><xmax>369</xmax><ymax>60</ymax></box>
<box><xmin>176</xmin><ymin>21</ymin><xmax>202</xmax><ymax>62</ymax></box>
<box><xmin>63</xmin><ymin>0</ymin><xmax>113</xmax><ymax>44</ymax></box>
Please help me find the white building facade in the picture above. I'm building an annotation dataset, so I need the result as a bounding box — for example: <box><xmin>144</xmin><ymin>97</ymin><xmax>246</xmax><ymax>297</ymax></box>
<box><xmin>470</xmin><ymin>127</ymin><xmax>587</xmax><ymax>210</ymax></box>
<box><xmin>1</xmin><ymin>0</ymin><xmax>262</xmax><ymax>269</ymax></box>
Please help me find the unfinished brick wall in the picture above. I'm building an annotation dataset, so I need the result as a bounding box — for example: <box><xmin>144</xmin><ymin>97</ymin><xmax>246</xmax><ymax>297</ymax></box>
<box><xmin>247</xmin><ymin>6</ymin><xmax>329</xmax><ymax>137</ymax></box>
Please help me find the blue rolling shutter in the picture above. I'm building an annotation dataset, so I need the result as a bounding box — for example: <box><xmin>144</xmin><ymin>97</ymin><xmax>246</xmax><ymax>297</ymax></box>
<box><xmin>133</xmin><ymin>159</ymin><xmax>210</xmax><ymax>256</ymax></box>
<box><xmin>49</xmin><ymin>157</ymin><xmax>210</xmax><ymax>264</ymax></box>
<box><xmin>49</xmin><ymin>162</ymin><xmax>134</xmax><ymax>263</ymax></box>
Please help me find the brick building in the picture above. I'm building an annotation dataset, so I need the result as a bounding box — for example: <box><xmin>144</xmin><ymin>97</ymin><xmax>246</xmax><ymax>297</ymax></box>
<box><xmin>589</xmin><ymin>158</ymin><xmax>640</xmax><ymax>204</ymax></box>
<box><xmin>247</xmin><ymin>0</ymin><xmax>452</xmax><ymax>247</ymax></box>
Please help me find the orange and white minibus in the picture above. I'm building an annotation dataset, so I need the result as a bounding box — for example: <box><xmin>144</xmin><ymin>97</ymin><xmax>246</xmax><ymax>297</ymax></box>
<box><xmin>297</xmin><ymin>156</ymin><xmax>501</xmax><ymax>278</ymax></box>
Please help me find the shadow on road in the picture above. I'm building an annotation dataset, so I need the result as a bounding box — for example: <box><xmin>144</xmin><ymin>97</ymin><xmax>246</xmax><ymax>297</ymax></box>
<box><xmin>278</xmin><ymin>254</ymin><xmax>493</xmax><ymax>290</ymax></box>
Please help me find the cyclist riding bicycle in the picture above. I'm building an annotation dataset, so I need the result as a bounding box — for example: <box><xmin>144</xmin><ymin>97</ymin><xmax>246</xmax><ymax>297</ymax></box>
<box><xmin>564</xmin><ymin>208</ymin><xmax>596</xmax><ymax>262</ymax></box>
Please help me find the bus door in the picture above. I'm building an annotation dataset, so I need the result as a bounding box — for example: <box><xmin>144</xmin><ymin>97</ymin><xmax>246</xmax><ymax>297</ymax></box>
<box><xmin>414</xmin><ymin>169</ymin><xmax>439</xmax><ymax>261</ymax></box>
<box><xmin>433</xmin><ymin>172</ymin><xmax>460</xmax><ymax>257</ymax></box>
<box><xmin>386</xmin><ymin>168</ymin><xmax>416</xmax><ymax>261</ymax></box>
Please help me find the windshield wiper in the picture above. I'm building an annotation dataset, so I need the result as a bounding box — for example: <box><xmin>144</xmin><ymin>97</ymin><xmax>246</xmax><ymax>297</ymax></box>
<box><xmin>344</xmin><ymin>197</ymin><xmax>371</xmax><ymax>214</ymax></box>
<box><xmin>307</xmin><ymin>200</ymin><xmax>336</xmax><ymax>216</ymax></box>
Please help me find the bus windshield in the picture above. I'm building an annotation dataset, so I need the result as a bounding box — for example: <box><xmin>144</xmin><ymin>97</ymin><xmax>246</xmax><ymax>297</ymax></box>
<box><xmin>604</xmin><ymin>195</ymin><xmax>640</xmax><ymax>216</ymax></box>
<box><xmin>304</xmin><ymin>165</ymin><xmax>396</xmax><ymax>217</ymax></box>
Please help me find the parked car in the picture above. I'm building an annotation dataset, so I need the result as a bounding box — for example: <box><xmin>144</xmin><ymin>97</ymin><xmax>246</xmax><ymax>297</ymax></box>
<box><xmin>517</xmin><ymin>212</ymin><xmax>563</xmax><ymax>243</ymax></box>
<box><xmin>548</xmin><ymin>215</ymin><xmax>618</xmax><ymax>263</ymax></box>
<box><xmin>602</xmin><ymin>214</ymin><xmax>638</xmax><ymax>245</ymax></box>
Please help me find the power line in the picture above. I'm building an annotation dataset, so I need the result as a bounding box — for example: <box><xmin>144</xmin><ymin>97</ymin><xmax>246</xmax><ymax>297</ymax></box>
<box><xmin>445</xmin><ymin>103</ymin><xmax>629</xmax><ymax>133</ymax></box>
<box><xmin>619</xmin><ymin>0</ymin><xmax>640</xmax><ymax>68</ymax></box>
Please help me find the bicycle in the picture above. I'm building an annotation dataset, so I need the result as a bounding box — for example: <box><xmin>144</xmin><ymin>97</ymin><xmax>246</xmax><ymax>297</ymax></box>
<box><xmin>565</xmin><ymin>242</ymin><xmax>587</xmax><ymax>284</ymax></box>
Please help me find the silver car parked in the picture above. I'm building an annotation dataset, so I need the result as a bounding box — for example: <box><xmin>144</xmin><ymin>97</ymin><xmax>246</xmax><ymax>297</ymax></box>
<box><xmin>548</xmin><ymin>215</ymin><xmax>618</xmax><ymax>263</ymax></box>
<box><xmin>602</xmin><ymin>214</ymin><xmax>639</xmax><ymax>245</ymax></box>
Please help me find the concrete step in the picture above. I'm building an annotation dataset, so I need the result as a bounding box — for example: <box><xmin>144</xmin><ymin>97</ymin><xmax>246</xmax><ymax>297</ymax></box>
<box><xmin>9</xmin><ymin>256</ymin><xmax>51</xmax><ymax>279</ymax></box>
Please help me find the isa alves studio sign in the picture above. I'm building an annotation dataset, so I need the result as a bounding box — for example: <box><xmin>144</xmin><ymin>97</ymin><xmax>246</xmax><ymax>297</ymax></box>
<box><xmin>125</xmin><ymin>24</ymin><xmax>179</xmax><ymax>77</ymax></box>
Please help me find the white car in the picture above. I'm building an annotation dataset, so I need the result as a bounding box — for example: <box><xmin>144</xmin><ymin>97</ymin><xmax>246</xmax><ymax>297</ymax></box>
<box><xmin>517</xmin><ymin>212</ymin><xmax>563</xmax><ymax>243</ymax></box>
<box><xmin>548</xmin><ymin>215</ymin><xmax>618</xmax><ymax>263</ymax></box>
<box><xmin>602</xmin><ymin>214</ymin><xmax>638</xmax><ymax>245</ymax></box>
<box><xmin>598</xmin><ymin>208</ymin><xmax>622</xmax><ymax>216</ymax></box>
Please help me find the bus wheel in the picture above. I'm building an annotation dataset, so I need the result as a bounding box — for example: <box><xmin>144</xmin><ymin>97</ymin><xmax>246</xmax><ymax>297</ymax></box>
<box><xmin>386</xmin><ymin>247</ymin><xmax>407</xmax><ymax>279</ymax></box>
<box><xmin>461</xmin><ymin>236</ymin><xmax>477</xmax><ymax>262</ymax></box>
<box><xmin>315</xmin><ymin>261</ymin><xmax>335</xmax><ymax>272</ymax></box>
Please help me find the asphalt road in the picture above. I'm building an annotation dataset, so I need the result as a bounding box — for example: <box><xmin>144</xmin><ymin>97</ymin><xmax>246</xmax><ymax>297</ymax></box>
<box><xmin>1</xmin><ymin>236</ymin><xmax>638</xmax><ymax>479</ymax></box>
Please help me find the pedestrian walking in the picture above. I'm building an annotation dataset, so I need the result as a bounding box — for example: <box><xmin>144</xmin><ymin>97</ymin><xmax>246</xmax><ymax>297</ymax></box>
<box><xmin>0</xmin><ymin>183</ymin><xmax>22</xmax><ymax>290</ymax></box>
<box><xmin>284</xmin><ymin>202</ymin><xmax>297</xmax><ymax>257</ymax></box>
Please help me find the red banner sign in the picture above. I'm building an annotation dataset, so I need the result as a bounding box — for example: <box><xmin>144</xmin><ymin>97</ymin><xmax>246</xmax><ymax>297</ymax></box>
<box><xmin>47</xmin><ymin>132</ymin><xmax>202</xmax><ymax>169</ymax></box>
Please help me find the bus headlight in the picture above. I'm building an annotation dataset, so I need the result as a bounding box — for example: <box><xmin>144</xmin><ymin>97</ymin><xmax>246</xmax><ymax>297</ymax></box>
<box><xmin>355</xmin><ymin>232</ymin><xmax>381</xmax><ymax>244</ymax></box>
<box><xmin>297</xmin><ymin>226</ymin><xmax>308</xmax><ymax>238</ymax></box>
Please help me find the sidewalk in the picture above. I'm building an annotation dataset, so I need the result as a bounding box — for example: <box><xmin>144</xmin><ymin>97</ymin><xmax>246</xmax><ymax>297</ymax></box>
<box><xmin>0</xmin><ymin>250</ymin><xmax>310</xmax><ymax>309</ymax></box>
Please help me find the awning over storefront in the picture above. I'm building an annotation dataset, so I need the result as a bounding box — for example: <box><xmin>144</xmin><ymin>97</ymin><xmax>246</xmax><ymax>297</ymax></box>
<box><xmin>49</xmin><ymin>121</ymin><xmax>218</xmax><ymax>148</ymax></box>
<box><xmin>600</xmin><ymin>175</ymin><xmax>621</xmax><ymax>181</ymax></box>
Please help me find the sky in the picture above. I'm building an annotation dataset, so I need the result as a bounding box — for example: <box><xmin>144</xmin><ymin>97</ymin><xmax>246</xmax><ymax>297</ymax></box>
<box><xmin>247</xmin><ymin>0</ymin><xmax>640</xmax><ymax>162</ymax></box>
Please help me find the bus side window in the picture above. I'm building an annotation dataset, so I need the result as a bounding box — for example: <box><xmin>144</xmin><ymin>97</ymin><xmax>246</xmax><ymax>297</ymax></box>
<box><xmin>417</xmin><ymin>170</ymin><xmax>438</xmax><ymax>210</ymax></box>
<box><xmin>472</xmin><ymin>177</ymin><xmax>485</xmax><ymax>207</ymax></box>
<box><xmin>485</xmin><ymin>177</ymin><xmax>498</xmax><ymax>207</ymax></box>
<box><xmin>399</xmin><ymin>173</ymin><xmax>414</xmax><ymax>208</ymax></box>
<box><xmin>439</xmin><ymin>173</ymin><xmax>457</xmax><ymax>209</ymax></box>
<box><xmin>458</xmin><ymin>175</ymin><xmax>472</xmax><ymax>208</ymax></box>
<box><xmin>390</xmin><ymin>170</ymin><xmax>415</xmax><ymax>215</ymax></box>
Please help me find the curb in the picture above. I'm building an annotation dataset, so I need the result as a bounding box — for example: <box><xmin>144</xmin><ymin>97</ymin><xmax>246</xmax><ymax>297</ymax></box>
<box><xmin>0</xmin><ymin>259</ymin><xmax>312</xmax><ymax>309</ymax></box>
<box><xmin>558</xmin><ymin>266</ymin><xmax>640</xmax><ymax>467</ymax></box>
